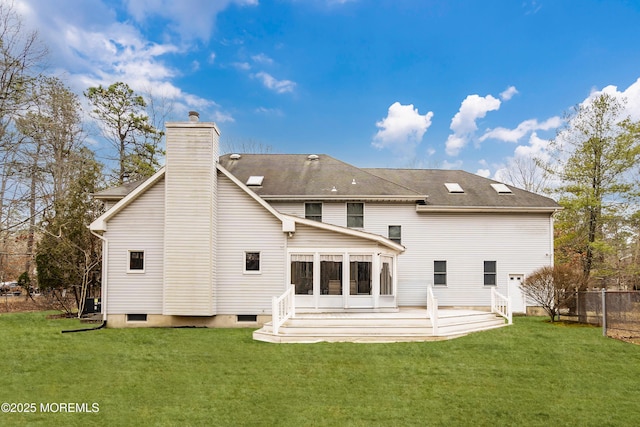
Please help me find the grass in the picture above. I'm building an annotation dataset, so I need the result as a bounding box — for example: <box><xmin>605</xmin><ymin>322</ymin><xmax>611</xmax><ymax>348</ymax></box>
<box><xmin>1</xmin><ymin>313</ymin><xmax>639</xmax><ymax>426</ymax></box>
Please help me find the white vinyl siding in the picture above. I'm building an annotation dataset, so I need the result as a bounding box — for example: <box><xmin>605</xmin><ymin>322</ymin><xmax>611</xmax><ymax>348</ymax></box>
<box><xmin>400</xmin><ymin>212</ymin><xmax>551</xmax><ymax>306</ymax></box>
<box><xmin>270</xmin><ymin>201</ymin><xmax>552</xmax><ymax>308</ymax></box>
<box><xmin>288</xmin><ymin>224</ymin><xmax>376</xmax><ymax>248</ymax></box>
<box><xmin>216</xmin><ymin>175</ymin><xmax>285</xmax><ymax>315</ymax></box>
<box><xmin>105</xmin><ymin>178</ymin><xmax>165</xmax><ymax>314</ymax></box>
<box><xmin>313</xmin><ymin>202</ymin><xmax>552</xmax><ymax>307</ymax></box>
<box><xmin>163</xmin><ymin>123</ymin><xmax>218</xmax><ymax>316</ymax></box>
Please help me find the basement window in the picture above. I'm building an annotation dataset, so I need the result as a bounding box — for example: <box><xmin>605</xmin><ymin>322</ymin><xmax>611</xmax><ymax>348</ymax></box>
<box><xmin>127</xmin><ymin>314</ymin><xmax>147</xmax><ymax>322</ymax></box>
<box><xmin>444</xmin><ymin>183</ymin><xmax>464</xmax><ymax>193</ymax></box>
<box><xmin>237</xmin><ymin>315</ymin><xmax>258</xmax><ymax>322</ymax></box>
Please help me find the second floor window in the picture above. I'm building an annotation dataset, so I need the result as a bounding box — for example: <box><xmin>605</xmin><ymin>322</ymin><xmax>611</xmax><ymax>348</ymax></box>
<box><xmin>347</xmin><ymin>203</ymin><xmax>364</xmax><ymax>228</ymax></box>
<box><xmin>388</xmin><ymin>225</ymin><xmax>401</xmax><ymax>244</ymax></box>
<box><xmin>305</xmin><ymin>202</ymin><xmax>322</xmax><ymax>221</ymax></box>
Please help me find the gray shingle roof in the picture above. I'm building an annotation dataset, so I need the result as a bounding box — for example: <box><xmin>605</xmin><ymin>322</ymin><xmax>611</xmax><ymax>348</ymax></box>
<box><xmin>219</xmin><ymin>153</ymin><xmax>559</xmax><ymax>210</ymax></box>
<box><xmin>96</xmin><ymin>154</ymin><xmax>560</xmax><ymax>211</ymax></box>
<box><xmin>93</xmin><ymin>179</ymin><xmax>146</xmax><ymax>200</ymax></box>
<box><xmin>364</xmin><ymin>168</ymin><xmax>560</xmax><ymax>210</ymax></box>
<box><xmin>219</xmin><ymin>154</ymin><xmax>426</xmax><ymax>200</ymax></box>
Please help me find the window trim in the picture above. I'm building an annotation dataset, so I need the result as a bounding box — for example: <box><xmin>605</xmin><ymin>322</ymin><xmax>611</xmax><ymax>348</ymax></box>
<box><xmin>304</xmin><ymin>202</ymin><xmax>323</xmax><ymax>222</ymax></box>
<box><xmin>244</xmin><ymin>251</ymin><xmax>262</xmax><ymax>274</ymax></box>
<box><xmin>127</xmin><ymin>250</ymin><xmax>145</xmax><ymax>273</ymax></box>
<box><xmin>434</xmin><ymin>260</ymin><xmax>447</xmax><ymax>287</ymax></box>
<box><xmin>346</xmin><ymin>202</ymin><xmax>364</xmax><ymax>228</ymax></box>
<box><xmin>484</xmin><ymin>261</ymin><xmax>497</xmax><ymax>286</ymax></box>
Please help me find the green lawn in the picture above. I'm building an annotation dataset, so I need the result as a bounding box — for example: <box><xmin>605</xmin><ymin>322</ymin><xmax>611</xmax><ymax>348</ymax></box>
<box><xmin>1</xmin><ymin>313</ymin><xmax>639</xmax><ymax>426</ymax></box>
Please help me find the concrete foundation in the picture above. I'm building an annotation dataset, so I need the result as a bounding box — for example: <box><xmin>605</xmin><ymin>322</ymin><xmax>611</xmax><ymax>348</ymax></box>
<box><xmin>105</xmin><ymin>314</ymin><xmax>271</xmax><ymax>328</ymax></box>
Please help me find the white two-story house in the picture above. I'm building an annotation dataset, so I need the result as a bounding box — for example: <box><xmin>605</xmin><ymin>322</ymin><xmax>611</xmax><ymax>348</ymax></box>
<box><xmin>90</xmin><ymin>113</ymin><xmax>560</xmax><ymax>337</ymax></box>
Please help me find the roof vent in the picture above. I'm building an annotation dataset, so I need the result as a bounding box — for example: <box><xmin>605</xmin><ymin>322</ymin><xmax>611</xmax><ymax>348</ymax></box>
<box><xmin>188</xmin><ymin>111</ymin><xmax>199</xmax><ymax>122</ymax></box>
<box><xmin>229</xmin><ymin>153</ymin><xmax>242</xmax><ymax>160</ymax></box>
<box><xmin>307</xmin><ymin>154</ymin><xmax>319</xmax><ymax>161</ymax></box>
<box><xmin>331</xmin><ymin>186</ymin><xmax>337</xmax><ymax>192</ymax></box>
<box><xmin>444</xmin><ymin>183</ymin><xmax>464</xmax><ymax>193</ymax></box>
<box><xmin>351</xmin><ymin>178</ymin><xmax>357</xmax><ymax>185</ymax></box>
<box><xmin>491</xmin><ymin>183</ymin><xmax>513</xmax><ymax>194</ymax></box>
<box><xmin>246</xmin><ymin>176</ymin><xmax>264</xmax><ymax>186</ymax></box>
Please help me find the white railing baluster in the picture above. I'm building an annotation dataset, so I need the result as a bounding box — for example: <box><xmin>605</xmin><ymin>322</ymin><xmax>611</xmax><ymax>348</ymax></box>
<box><xmin>272</xmin><ymin>284</ymin><xmax>296</xmax><ymax>335</ymax></box>
<box><xmin>491</xmin><ymin>288</ymin><xmax>512</xmax><ymax>324</ymax></box>
<box><xmin>427</xmin><ymin>285</ymin><xmax>439</xmax><ymax>336</ymax></box>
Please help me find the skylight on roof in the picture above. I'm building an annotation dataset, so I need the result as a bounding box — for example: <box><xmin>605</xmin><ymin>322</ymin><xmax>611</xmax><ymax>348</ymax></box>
<box><xmin>491</xmin><ymin>183</ymin><xmax>513</xmax><ymax>194</ymax></box>
<box><xmin>246</xmin><ymin>176</ymin><xmax>264</xmax><ymax>186</ymax></box>
<box><xmin>444</xmin><ymin>183</ymin><xmax>464</xmax><ymax>193</ymax></box>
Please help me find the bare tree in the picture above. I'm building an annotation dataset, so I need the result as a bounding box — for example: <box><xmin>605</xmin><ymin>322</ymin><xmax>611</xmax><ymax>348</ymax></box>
<box><xmin>0</xmin><ymin>1</ymin><xmax>47</xmax><ymax>282</ymax></box>
<box><xmin>220</xmin><ymin>136</ymin><xmax>274</xmax><ymax>155</ymax></box>
<box><xmin>15</xmin><ymin>77</ymin><xmax>87</xmax><ymax>281</ymax></box>
<box><xmin>500</xmin><ymin>156</ymin><xmax>549</xmax><ymax>194</ymax></box>
<box><xmin>520</xmin><ymin>264</ymin><xmax>585</xmax><ymax>322</ymax></box>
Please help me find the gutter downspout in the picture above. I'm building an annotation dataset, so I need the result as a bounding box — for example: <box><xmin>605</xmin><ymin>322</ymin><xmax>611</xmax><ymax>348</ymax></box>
<box><xmin>90</xmin><ymin>228</ymin><xmax>108</xmax><ymax>323</ymax></box>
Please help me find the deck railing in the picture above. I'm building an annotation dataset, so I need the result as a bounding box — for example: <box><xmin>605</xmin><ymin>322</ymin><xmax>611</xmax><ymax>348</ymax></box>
<box><xmin>272</xmin><ymin>284</ymin><xmax>296</xmax><ymax>335</ymax></box>
<box><xmin>491</xmin><ymin>288</ymin><xmax>512</xmax><ymax>324</ymax></box>
<box><xmin>427</xmin><ymin>285</ymin><xmax>439</xmax><ymax>335</ymax></box>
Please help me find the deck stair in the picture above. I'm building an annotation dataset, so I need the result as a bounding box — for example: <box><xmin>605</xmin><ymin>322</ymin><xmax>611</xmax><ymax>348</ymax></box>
<box><xmin>253</xmin><ymin>308</ymin><xmax>507</xmax><ymax>343</ymax></box>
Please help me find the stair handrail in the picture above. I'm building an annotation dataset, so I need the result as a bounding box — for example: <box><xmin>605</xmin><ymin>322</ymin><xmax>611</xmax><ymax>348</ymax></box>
<box><xmin>491</xmin><ymin>288</ymin><xmax>512</xmax><ymax>324</ymax></box>
<box><xmin>427</xmin><ymin>284</ymin><xmax>439</xmax><ymax>335</ymax></box>
<box><xmin>272</xmin><ymin>284</ymin><xmax>296</xmax><ymax>335</ymax></box>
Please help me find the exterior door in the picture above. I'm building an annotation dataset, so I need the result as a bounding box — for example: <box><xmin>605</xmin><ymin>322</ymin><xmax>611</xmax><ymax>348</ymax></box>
<box><xmin>509</xmin><ymin>274</ymin><xmax>526</xmax><ymax>313</ymax></box>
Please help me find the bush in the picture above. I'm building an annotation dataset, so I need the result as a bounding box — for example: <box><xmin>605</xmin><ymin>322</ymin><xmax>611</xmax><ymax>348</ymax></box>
<box><xmin>520</xmin><ymin>264</ymin><xmax>585</xmax><ymax>322</ymax></box>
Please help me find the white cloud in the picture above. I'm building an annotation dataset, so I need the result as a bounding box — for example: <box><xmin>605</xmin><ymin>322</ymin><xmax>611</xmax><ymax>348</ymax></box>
<box><xmin>252</xmin><ymin>53</ymin><xmax>274</xmax><ymax>65</ymax></box>
<box><xmin>16</xmin><ymin>0</ymin><xmax>234</xmax><ymax>128</ymax></box>
<box><xmin>253</xmin><ymin>72</ymin><xmax>297</xmax><ymax>93</ymax></box>
<box><xmin>584</xmin><ymin>77</ymin><xmax>640</xmax><ymax>121</ymax></box>
<box><xmin>476</xmin><ymin>169</ymin><xmax>491</xmax><ymax>178</ymax></box>
<box><xmin>372</xmin><ymin>102</ymin><xmax>434</xmax><ymax>157</ymax></box>
<box><xmin>480</xmin><ymin>116</ymin><xmax>562</xmax><ymax>143</ymax></box>
<box><xmin>441</xmin><ymin>159</ymin><xmax>464</xmax><ymax>170</ymax></box>
<box><xmin>445</xmin><ymin>94</ymin><xmax>501</xmax><ymax>156</ymax></box>
<box><xmin>500</xmin><ymin>86</ymin><xmax>518</xmax><ymax>101</ymax></box>
<box><xmin>255</xmin><ymin>107</ymin><xmax>284</xmax><ymax>116</ymax></box>
<box><xmin>232</xmin><ymin>62</ymin><xmax>251</xmax><ymax>71</ymax></box>
<box><xmin>513</xmin><ymin>132</ymin><xmax>552</xmax><ymax>161</ymax></box>
<box><xmin>123</xmin><ymin>0</ymin><xmax>258</xmax><ymax>42</ymax></box>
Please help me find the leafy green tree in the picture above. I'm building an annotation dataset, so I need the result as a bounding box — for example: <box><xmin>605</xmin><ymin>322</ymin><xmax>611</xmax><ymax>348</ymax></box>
<box><xmin>543</xmin><ymin>93</ymin><xmax>640</xmax><ymax>279</ymax></box>
<box><xmin>85</xmin><ymin>82</ymin><xmax>164</xmax><ymax>185</ymax></box>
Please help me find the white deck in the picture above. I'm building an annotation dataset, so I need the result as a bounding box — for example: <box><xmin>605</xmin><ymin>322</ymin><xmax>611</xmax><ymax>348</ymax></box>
<box><xmin>253</xmin><ymin>307</ymin><xmax>509</xmax><ymax>343</ymax></box>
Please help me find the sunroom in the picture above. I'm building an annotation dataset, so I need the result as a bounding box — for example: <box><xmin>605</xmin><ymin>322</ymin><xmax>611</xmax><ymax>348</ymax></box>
<box><xmin>288</xmin><ymin>250</ymin><xmax>398</xmax><ymax>310</ymax></box>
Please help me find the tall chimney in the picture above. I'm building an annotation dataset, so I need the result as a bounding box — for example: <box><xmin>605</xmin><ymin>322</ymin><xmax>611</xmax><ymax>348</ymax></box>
<box><xmin>163</xmin><ymin>112</ymin><xmax>219</xmax><ymax>316</ymax></box>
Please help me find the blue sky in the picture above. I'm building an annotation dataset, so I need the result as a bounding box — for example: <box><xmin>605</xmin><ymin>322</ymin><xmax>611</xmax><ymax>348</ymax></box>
<box><xmin>13</xmin><ymin>0</ymin><xmax>640</xmax><ymax>179</ymax></box>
